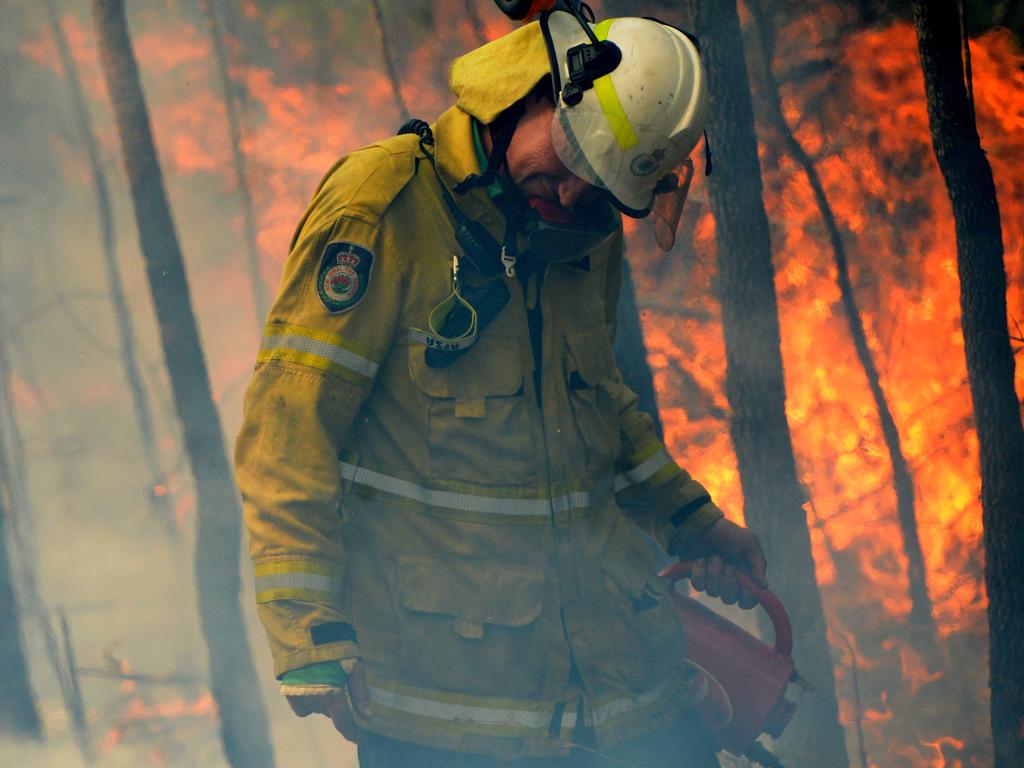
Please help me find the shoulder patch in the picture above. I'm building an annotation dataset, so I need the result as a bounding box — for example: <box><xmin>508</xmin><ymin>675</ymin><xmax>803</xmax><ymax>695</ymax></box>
<box><xmin>316</xmin><ymin>241</ymin><xmax>373</xmax><ymax>313</ymax></box>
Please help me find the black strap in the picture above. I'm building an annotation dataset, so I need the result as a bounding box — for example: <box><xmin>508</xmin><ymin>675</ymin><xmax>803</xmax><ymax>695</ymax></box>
<box><xmin>669</xmin><ymin>495</ymin><xmax>712</xmax><ymax>527</ymax></box>
<box><xmin>310</xmin><ymin>622</ymin><xmax>358</xmax><ymax>646</ymax></box>
<box><xmin>424</xmin><ymin>280</ymin><xmax>511</xmax><ymax>369</ymax></box>
<box><xmin>400</xmin><ymin>120</ymin><xmax>506</xmax><ymax>278</ymax></box>
<box><xmin>453</xmin><ymin>102</ymin><xmax>524</xmax><ymax>195</ymax></box>
<box><xmin>397</xmin><ymin>118</ymin><xmax>515</xmax><ymax>368</ymax></box>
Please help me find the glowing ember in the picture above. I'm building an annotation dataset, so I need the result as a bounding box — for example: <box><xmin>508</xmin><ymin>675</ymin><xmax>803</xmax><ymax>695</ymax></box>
<box><xmin>101</xmin><ymin>693</ymin><xmax>217</xmax><ymax>752</ymax></box>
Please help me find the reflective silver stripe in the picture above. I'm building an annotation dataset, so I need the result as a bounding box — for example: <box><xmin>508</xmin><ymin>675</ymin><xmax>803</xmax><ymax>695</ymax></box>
<box><xmin>340</xmin><ymin>462</ymin><xmax>590</xmax><ymax>518</ymax></box>
<box><xmin>614</xmin><ymin>448</ymin><xmax>673</xmax><ymax>491</ymax></box>
<box><xmin>368</xmin><ymin>680</ymin><xmax>664</xmax><ymax>734</ymax></box>
<box><xmin>369</xmin><ymin>686</ymin><xmax>579</xmax><ymax>732</ymax></box>
<box><xmin>551</xmin><ymin>492</ymin><xmax>592</xmax><ymax>514</ymax></box>
<box><xmin>368</xmin><ymin>686</ymin><xmax>553</xmax><ymax>729</ymax></box>
<box><xmin>261</xmin><ymin>333</ymin><xmax>379</xmax><ymax>378</ymax></box>
<box><xmin>591</xmin><ymin>678</ymin><xmax>674</xmax><ymax>727</ymax></box>
<box><xmin>254</xmin><ymin>572</ymin><xmax>338</xmax><ymax>594</ymax></box>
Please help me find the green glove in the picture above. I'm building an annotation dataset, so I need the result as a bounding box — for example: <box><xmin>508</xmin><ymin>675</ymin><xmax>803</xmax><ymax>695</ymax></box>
<box><xmin>279</xmin><ymin>660</ymin><xmax>348</xmax><ymax>695</ymax></box>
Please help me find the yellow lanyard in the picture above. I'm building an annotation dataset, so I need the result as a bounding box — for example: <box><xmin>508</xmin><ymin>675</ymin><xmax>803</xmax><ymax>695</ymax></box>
<box><xmin>408</xmin><ymin>255</ymin><xmax>480</xmax><ymax>352</ymax></box>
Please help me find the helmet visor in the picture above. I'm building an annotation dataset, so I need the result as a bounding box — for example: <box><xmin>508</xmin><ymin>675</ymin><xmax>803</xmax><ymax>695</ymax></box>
<box><xmin>521</xmin><ymin>195</ymin><xmax>619</xmax><ymax>263</ymax></box>
<box><xmin>652</xmin><ymin>158</ymin><xmax>695</xmax><ymax>252</ymax></box>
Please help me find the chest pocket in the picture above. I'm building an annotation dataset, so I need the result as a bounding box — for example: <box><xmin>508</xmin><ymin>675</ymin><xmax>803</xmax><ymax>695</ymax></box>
<box><xmin>408</xmin><ymin>335</ymin><xmax>535</xmax><ymax>485</ymax></box>
<box><xmin>564</xmin><ymin>328</ymin><xmax>622</xmax><ymax>474</ymax></box>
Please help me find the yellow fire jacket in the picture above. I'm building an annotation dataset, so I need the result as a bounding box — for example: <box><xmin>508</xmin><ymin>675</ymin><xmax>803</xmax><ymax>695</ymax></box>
<box><xmin>236</xmin><ymin>22</ymin><xmax>723</xmax><ymax>760</ymax></box>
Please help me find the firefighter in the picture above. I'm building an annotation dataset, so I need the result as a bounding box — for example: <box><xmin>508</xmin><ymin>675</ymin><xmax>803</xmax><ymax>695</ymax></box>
<box><xmin>236</xmin><ymin>7</ymin><xmax>767</xmax><ymax>767</ymax></box>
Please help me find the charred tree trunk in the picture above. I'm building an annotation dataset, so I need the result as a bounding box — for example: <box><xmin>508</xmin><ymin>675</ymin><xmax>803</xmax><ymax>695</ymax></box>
<box><xmin>694</xmin><ymin>1</ymin><xmax>849</xmax><ymax>765</ymax></box>
<box><xmin>0</xmin><ymin>249</ymin><xmax>42</xmax><ymax>741</ymax></box>
<box><xmin>197</xmin><ymin>0</ymin><xmax>268</xmax><ymax>325</ymax></box>
<box><xmin>91</xmin><ymin>2</ymin><xmax>275</xmax><ymax>767</ymax></box>
<box><xmin>370</xmin><ymin>0</ymin><xmax>411</xmax><ymax>124</ymax></box>
<box><xmin>614</xmin><ymin>258</ymin><xmax>664</xmax><ymax>440</ymax></box>
<box><xmin>464</xmin><ymin>0</ymin><xmax>489</xmax><ymax>46</ymax></box>
<box><xmin>0</xmin><ymin>259</ymin><xmax>95</xmax><ymax>757</ymax></box>
<box><xmin>747</xmin><ymin>0</ymin><xmax>939</xmax><ymax>656</ymax></box>
<box><xmin>46</xmin><ymin>0</ymin><xmax>173</xmax><ymax>532</ymax></box>
<box><xmin>913</xmin><ymin>3</ymin><xmax>1024</xmax><ymax>765</ymax></box>
<box><xmin>0</xmin><ymin>479</ymin><xmax>42</xmax><ymax>740</ymax></box>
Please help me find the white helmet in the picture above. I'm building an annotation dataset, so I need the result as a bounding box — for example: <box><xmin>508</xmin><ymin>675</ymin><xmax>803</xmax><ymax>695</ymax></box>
<box><xmin>542</xmin><ymin>10</ymin><xmax>709</xmax><ymax>215</ymax></box>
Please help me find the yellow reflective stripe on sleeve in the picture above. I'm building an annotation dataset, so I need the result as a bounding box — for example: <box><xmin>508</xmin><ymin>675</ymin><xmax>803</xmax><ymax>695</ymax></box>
<box><xmin>614</xmin><ymin>447</ymin><xmax>676</xmax><ymax>491</ymax></box>
<box><xmin>254</xmin><ymin>560</ymin><xmax>342</xmax><ymax>604</ymax></box>
<box><xmin>258</xmin><ymin>324</ymin><xmax>379</xmax><ymax>382</ymax></box>
<box><xmin>592</xmin><ymin>19</ymin><xmax>639</xmax><ymax>150</ymax></box>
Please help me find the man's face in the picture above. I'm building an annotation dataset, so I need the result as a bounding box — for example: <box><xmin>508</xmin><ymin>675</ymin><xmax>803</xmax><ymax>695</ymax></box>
<box><xmin>504</xmin><ymin>96</ymin><xmax>600</xmax><ymax>213</ymax></box>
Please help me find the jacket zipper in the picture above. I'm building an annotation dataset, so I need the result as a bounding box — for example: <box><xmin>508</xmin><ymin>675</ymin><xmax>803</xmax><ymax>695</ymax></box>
<box><xmin>520</xmin><ymin>265</ymin><xmax>546</xmax><ymax>408</ymax></box>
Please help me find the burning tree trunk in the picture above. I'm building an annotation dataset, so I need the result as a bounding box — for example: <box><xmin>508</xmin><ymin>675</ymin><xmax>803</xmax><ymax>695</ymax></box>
<box><xmin>0</xmin><ymin>477</ymin><xmax>42</xmax><ymax>740</ymax></box>
<box><xmin>46</xmin><ymin>0</ymin><xmax>174</xmax><ymax>532</ymax></box>
<box><xmin>913</xmin><ymin>3</ymin><xmax>1024</xmax><ymax>766</ymax></box>
<box><xmin>747</xmin><ymin>0</ymin><xmax>939</xmax><ymax>656</ymax></box>
<box><xmin>91</xmin><ymin>2</ymin><xmax>275</xmax><ymax>767</ymax></box>
<box><xmin>197</xmin><ymin>0</ymin><xmax>269</xmax><ymax>325</ymax></box>
<box><xmin>694</xmin><ymin>1</ymin><xmax>849</xmax><ymax>765</ymax></box>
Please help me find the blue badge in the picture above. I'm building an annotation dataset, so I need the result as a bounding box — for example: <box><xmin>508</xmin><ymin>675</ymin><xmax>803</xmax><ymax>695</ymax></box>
<box><xmin>316</xmin><ymin>241</ymin><xmax>373</xmax><ymax>313</ymax></box>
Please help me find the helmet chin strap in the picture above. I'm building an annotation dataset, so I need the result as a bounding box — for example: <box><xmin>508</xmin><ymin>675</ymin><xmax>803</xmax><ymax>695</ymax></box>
<box><xmin>453</xmin><ymin>102</ymin><xmax>525</xmax><ymax>196</ymax></box>
<box><xmin>451</xmin><ymin>93</ymin><xmax>617</xmax><ymax>272</ymax></box>
<box><xmin>450</xmin><ymin>104</ymin><xmax>527</xmax><ymax>277</ymax></box>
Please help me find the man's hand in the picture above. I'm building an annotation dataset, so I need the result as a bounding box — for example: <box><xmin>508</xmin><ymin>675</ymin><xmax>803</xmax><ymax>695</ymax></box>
<box><xmin>680</xmin><ymin>517</ymin><xmax>767</xmax><ymax>609</ymax></box>
<box><xmin>286</xmin><ymin>659</ymin><xmax>372</xmax><ymax>743</ymax></box>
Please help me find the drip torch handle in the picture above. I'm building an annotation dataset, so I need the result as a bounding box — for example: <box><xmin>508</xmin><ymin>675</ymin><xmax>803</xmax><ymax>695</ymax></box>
<box><xmin>661</xmin><ymin>560</ymin><xmax>793</xmax><ymax>658</ymax></box>
<box><xmin>494</xmin><ymin>1</ymin><xmax>589</xmax><ymax>22</ymax></box>
<box><xmin>493</xmin><ymin>0</ymin><xmax>559</xmax><ymax>22</ymax></box>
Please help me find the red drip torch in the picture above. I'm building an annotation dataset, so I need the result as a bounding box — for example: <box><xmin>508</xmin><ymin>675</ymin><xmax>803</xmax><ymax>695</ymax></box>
<box><xmin>493</xmin><ymin>0</ymin><xmax>561</xmax><ymax>21</ymax></box>
<box><xmin>661</xmin><ymin>561</ymin><xmax>805</xmax><ymax>768</ymax></box>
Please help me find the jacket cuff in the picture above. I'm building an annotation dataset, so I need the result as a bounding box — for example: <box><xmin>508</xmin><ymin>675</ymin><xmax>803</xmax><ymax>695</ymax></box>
<box><xmin>273</xmin><ymin>641</ymin><xmax>360</xmax><ymax>679</ymax></box>
<box><xmin>669</xmin><ymin>502</ymin><xmax>724</xmax><ymax>553</ymax></box>
<box><xmin>280</xmin><ymin>682</ymin><xmax>345</xmax><ymax>696</ymax></box>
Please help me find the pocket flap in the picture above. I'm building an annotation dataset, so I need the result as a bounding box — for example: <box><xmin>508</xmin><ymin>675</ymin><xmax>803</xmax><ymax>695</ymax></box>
<box><xmin>601</xmin><ymin>539</ymin><xmax>661</xmax><ymax>603</ymax></box>
<box><xmin>564</xmin><ymin>328</ymin><xmax>615</xmax><ymax>387</ymax></box>
<box><xmin>409</xmin><ymin>335</ymin><xmax>523</xmax><ymax>399</ymax></box>
<box><xmin>398</xmin><ymin>556</ymin><xmax>544</xmax><ymax>638</ymax></box>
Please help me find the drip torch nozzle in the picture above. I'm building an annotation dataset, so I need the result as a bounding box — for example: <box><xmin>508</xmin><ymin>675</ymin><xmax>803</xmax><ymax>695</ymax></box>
<box><xmin>746</xmin><ymin>740</ymin><xmax>789</xmax><ymax>768</ymax></box>
<box><xmin>790</xmin><ymin>670</ymin><xmax>815</xmax><ymax>692</ymax></box>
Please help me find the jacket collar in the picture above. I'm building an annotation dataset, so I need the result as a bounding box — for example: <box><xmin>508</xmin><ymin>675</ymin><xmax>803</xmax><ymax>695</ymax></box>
<box><xmin>433</xmin><ymin>106</ymin><xmax>510</xmax><ymax>246</ymax></box>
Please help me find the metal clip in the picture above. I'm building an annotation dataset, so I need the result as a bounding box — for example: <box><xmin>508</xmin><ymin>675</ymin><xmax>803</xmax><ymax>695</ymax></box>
<box><xmin>500</xmin><ymin>245</ymin><xmax>516</xmax><ymax>278</ymax></box>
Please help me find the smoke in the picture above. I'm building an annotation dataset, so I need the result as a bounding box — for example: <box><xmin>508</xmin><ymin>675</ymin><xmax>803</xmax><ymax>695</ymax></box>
<box><xmin>1</xmin><ymin>0</ymin><xmax>1021</xmax><ymax>766</ymax></box>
